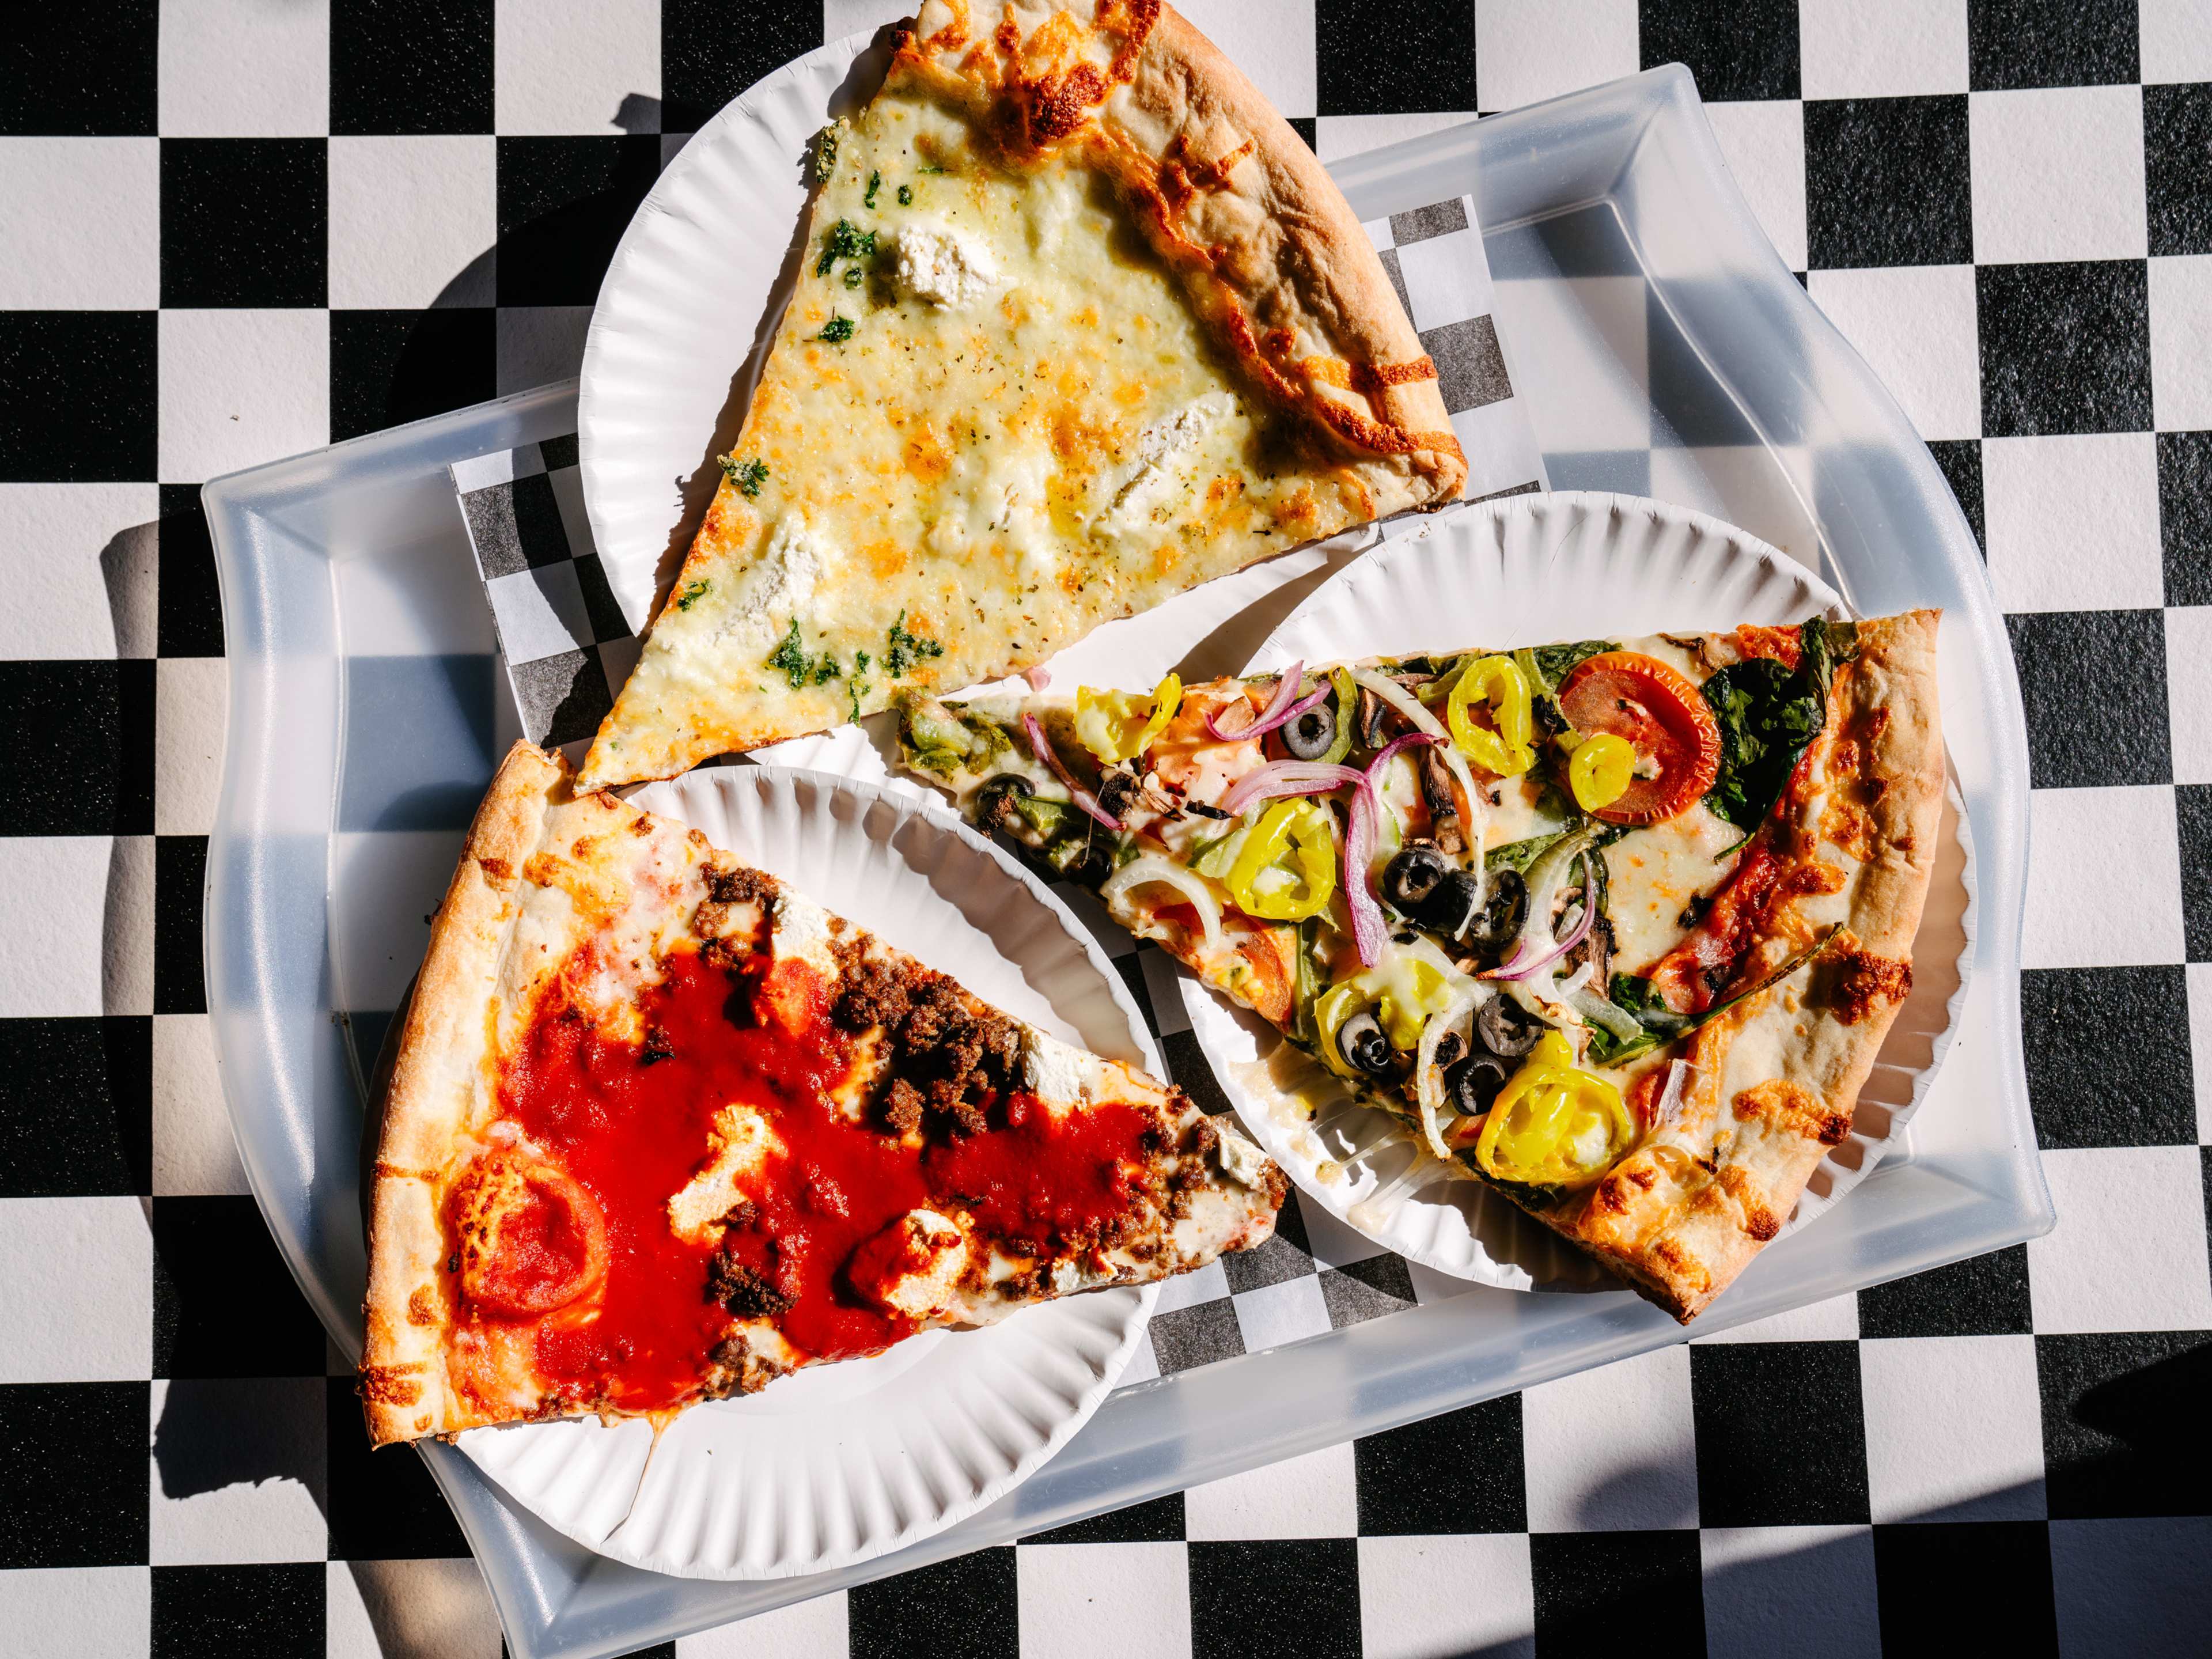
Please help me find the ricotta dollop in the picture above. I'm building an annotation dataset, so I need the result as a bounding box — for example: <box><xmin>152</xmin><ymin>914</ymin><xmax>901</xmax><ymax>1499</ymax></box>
<box><xmin>894</xmin><ymin>221</ymin><xmax>1002</xmax><ymax>309</ymax></box>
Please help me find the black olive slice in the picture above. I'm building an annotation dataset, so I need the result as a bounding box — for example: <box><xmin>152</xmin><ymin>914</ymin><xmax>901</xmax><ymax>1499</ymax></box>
<box><xmin>1475</xmin><ymin>993</ymin><xmax>1543</xmax><ymax>1058</ymax></box>
<box><xmin>1417</xmin><ymin>870</ymin><xmax>1484</xmax><ymax>939</ymax></box>
<box><xmin>1463</xmin><ymin>868</ymin><xmax>1529</xmax><ymax>955</ymax></box>
<box><xmin>1338</xmin><ymin>1010</ymin><xmax>1396</xmax><ymax>1078</ymax></box>
<box><xmin>1281</xmin><ymin>698</ymin><xmax>1338</xmax><ymax>760</ymax></box>
<box><xmin>972</xmin><ymin>772</ymin><xmax>1034</xmax><ymax>835</ymax></box>
<box><xmin>1444</xmin><ymin>1052</ymin><xmax>1512</xmax><ymax>1116</ymax></box>
<box><xmin>1381</xmin><ymin>844</ymin><xmax>1450</xmax><ymax>913</ymax></box>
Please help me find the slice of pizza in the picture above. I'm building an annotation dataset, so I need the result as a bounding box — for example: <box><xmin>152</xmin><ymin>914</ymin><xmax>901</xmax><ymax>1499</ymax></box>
<box><xmin>577</xmin><ymin>0</ymin><xmax>1466</xmax><ymax>789</ymax></box>
<box><xmin>359</xmin><ymin>742</ymin><xmax>1282</xmax><ymax>1446</ymax></box>
<box><xmin>895</xmin><ymin>612</ymin><xmax>1945</xmax><ymax>1320</ymax></box>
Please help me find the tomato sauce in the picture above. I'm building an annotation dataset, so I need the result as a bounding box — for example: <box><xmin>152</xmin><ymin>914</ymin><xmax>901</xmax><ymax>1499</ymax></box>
<box><xmin>475</xmin><ymin>948</ymin><xmax>1159</xmax><ymax>1411</ymax></box>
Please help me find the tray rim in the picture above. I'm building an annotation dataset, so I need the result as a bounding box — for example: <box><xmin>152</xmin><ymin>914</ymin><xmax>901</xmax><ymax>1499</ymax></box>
<box><xmin>200</xmin><ymin>62</ymin><xmax>2051</xmax><ymax>1659</ymax></box>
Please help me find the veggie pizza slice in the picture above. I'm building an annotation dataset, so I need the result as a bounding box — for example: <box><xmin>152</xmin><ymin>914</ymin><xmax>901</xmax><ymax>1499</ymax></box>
<box><xmin>895</xmin><ymin>612</ymin><xmax>1945</xmax><ymax>1320</ymax></box>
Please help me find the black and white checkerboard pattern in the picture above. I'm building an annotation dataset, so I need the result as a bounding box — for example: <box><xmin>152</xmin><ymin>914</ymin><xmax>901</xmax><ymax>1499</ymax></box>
<box><xmin>5</xmin><ymin>2</ymin><xmax>2212</xmax><ymax>1656</ymax></box>
<box><xmin>449</xmin><ymin>191</ymin><xmax>1542</xmax><ymax>756</ymax></box>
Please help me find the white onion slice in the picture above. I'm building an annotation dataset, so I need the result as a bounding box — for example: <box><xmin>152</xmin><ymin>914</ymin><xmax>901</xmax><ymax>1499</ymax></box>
<box><xmin>1652</xmin><ymin>1059</ymin><xmax>1698</xmax><ymax>1131</ymax></box>
<box><xmin>1101</xmin><ymin>853</ymin><xmax>1225</xmax><ymax>957</ymax></box>
<box><xmin>1206</xmin><ymin>660</ymin><xmax>1310</xmax><ymax>740</ymax></box>
<box><xmin>1343</xmin><ymin>781</ymin><xmax>1384</xmax><ymax>967</ymax></box>
<box><xmin>1023</xmin><ymin>713</ymin><xmax>1120</xmax><ymax>831</ymax></box>
<box><xmin>1569</xmin><ymin>984</ymin><xmax>1643</xmax><ymax>1043</ymax></box>
<box><xmin>1414</xmin><ymin>982</ymin><xmax>1482</xmax><ymax>1162</ymax></box>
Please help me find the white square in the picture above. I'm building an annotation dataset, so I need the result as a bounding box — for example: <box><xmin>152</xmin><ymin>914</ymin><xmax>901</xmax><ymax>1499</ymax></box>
<box><xmin>2028</xmin><ymin>1146</ymin><xmax>2212</xmax><ymax>1333</ymax></box>
<box><xmin>328</xmin><ymin>1559</ymin><xmax>505</xmax><ymax>1659</ymax></box>
<box><xmin>1692</xmin><ymin>1290</ymin><xmax>1861</xmax><ymax>1344</ymax></box>
<box><xmin>1475</xmin><ymin>0</ymin><xmax>1640</xmax><ymax>116</ymax></box>
<box><xmin>0</xmin><ymin>484</ymin><xmax>159</xmax><ymax>658</ymax></box>
<box><xmin>1184</xmin><ymin>1440</ymin><xmax>1357</xmax><ymax>1540</ymax></box>
<box><xmin>497</xmin><ymin>305</ymin><xmax>595</xmax><ymax>394</ymax></box>
<box><xmin>1018</xmin><ymin>1543</ymin><xmax>1191</xmax><ymax>1659</ymax></box>
<box><xmin>1860</xmin><ymin>1336</ymin><xmax>2045</xmax><ymax>1523</ymax></box>
<box><xmin>1453</xmin><ymin>395</ymin><xmax>1551</xmax><ymax>499</ymax></box>
<box><xmin>1231</xmin><ymin>1272</ymin><xmax>1332</xmax><ymax>1353</ymax></box>
<box><xmin>1396</xmin><ymin>230</ymin><xmax>1494</xmax><ymax>330</ymax></box>
<box><xmin>0</xmin><ymin>1199</ymin><xmax>151</xmax><ymax>1382</ymax></box>
<box><xmin>1490</xmin><ymin>275</ymin><xmax>1651</xmax><ymax>452</ymax></box>
<box><xmin>108</xmin><ymin>834</ymin><xmax>155</xmax><ymax>1018</ymax></box>
<box><xmin>150</xmin><ymin>1377</ymin><xmax>327</xmax><ymax>1564</ymax></box>
<box><xmin>2150</xmin><ymin>255</ymin><xmax>2212</xmax><ymax>434</ymax></box>
<box><xmin>1700</xmin><ymin>1526</ymin><xmax>1880</xmax><ymax>1659</ymax></box>
<box><xmin>1805</xmin><ymin>266</ymin><xmax>1980</xmax><ymax>441</ymax></box>
<box><xmin>1523</xmin><ymin>1344</ymin><xmax>1697</xmax><ymax>1532</ymax></box>
<box><xmin>487</xmin><ymin>563</ymin><xmax>596</xmax><ymax>662</ymax></box>
<box><xmin>1981</xmin><ymin>433</ymin><xmax>2163</xmax><ymax>612</ymax></box>
<box><xmin>1702</xmin><ymin>101</ymin><xmax>1807</xmax><ymax>272</ymax></box>
<box><xmin>156</xmin><ymin>657</ymin><xmax>227</xmax><ymax>838</ymax></box>
<box><xmin>2050</xmin><ymin>1518</ymin><xmax>2212</xmax><ymax>1659</ymax></box>
<box><xmin>495</xmin><ymin>0</ymin><xmax>660</xmax><ymax>135</ymax></box>
<box><xmin>328</xmin><ymin>137</ymin><xmax>498</xmax><ymax>310</ymax></box>
<box><xmin>1359</xmin><ymin>1534</ymin><xmax>1535</xmax><ymax>1659</ymax></box>
<box><xmin>1315</xmin><ymin>112</ymin><xmax>1478</xmax><ymax>164</ymax></box>
<box><xmin>2141</xmin><ymin>0</ymin><xmax>2212</xmax><ymax>84</ymax></box>
<box><xmin>0</xmin><ymin>837</ymin><xmax>124</xmax><ymax>1018</ymax></box>
<box><xmin>158</xmin><ymin>309</ymin><xmax>329</xmax><ymax>483</ymax></box>
<box><xmin>1798</xmin><ymin>0</ymin><xmax>1969</xmax><ymax>100</ymax></box>
<box><xmin>329</xmin><ymin>831</ymin><xmax>468</xmax><ymax>1014</ymax></box>
<box><xmin>155</xmin><ymin>1012</ymin><xmax>251</xmax><ymax>1196</ymax></box>
<box><xmin>1152</xmin><ymin>1256</ymin><xmax>1229</xmax><ymax>1313</ymax></box>
<box><xmin>2190</xmin><ymin>964</ymin><xmax>2212</xmax><ymax>1143</ymax></box>
<box><xmin>1172</xmin><ymin>0</ymin><xmax>1316</xmax><ymax>117</ymax></box>
<box><xmin>0</xmin><ymin>138</ymin><xmax>159</xmax><ymax>308</ymax></box>
<box><xmin>2167</xmin><ymin>609</ymin><xmax>2212</xmax><ymax>787</ymax></box>
<box><xmin>1970</xmin><ymin>86</ymin><xmax>2148</xmax><ymax>266</ymax></box>
<box><xmin>2022</xmin><ymin>787</ymin><xmax>2184</xmax><ymax>969</ymax></box>
<box><xmin>158</xmin><ymin>0</ymin><xmax>328</xmax><ymax>137</ymax></box>
<box><xmin>0</xmin><ymin>1567</ymin><xmax>149</xmax><ymax>1659</ymax></box>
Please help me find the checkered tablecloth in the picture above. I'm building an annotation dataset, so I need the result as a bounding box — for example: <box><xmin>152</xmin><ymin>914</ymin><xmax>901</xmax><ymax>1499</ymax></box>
<box><xmin>4</xmin><ymin>3</ymin><xmax>2211</xmax><ymax>1657</ymax></box>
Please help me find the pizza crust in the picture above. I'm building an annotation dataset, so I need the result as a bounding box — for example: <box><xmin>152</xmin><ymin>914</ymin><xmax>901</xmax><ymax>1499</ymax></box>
<box><xmin>902</xmin><ymin>0</ymin><xmax>1465</xmax><ymax>506</ymax></box>
<box><xmin>1550</xmin><ymin>610</ymin><xmax>1948</xmax><ymax>1319</ymax></box>
<box><xmin>359</xmin><ymin>743</ymin><xmax>567</xmax><ymax>1446</ymax></box>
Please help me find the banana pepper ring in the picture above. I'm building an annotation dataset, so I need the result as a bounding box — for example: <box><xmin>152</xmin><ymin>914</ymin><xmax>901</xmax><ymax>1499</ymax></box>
<box><xmin>1472</xmin><ymin>1031</ymin><xmax>1636</xmax><ymax>1188</ymax></box>
<box><xmin>1446</xmin><ymin>654</ymin><xmax>1536</xmax><ymax>778</ymax></box>
<box><xmin>1074</xmin><ymin>673</ymin><xmax>1184</xmax><ymax>765</ymax></box>
<box><xmin>1226</xmin><ymin>797</ymin><xmax>1337</xmax><ymax>923</ymax></box>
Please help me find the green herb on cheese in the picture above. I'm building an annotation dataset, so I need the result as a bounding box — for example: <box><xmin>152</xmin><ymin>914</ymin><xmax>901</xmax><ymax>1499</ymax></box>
<box><xmin>717</xmin><ymin>454</ymin><xmax>768</xmax><ymax>498</ymax></box>
<box><xmin>815</xmin><ymin>218</ymin><xmax>876</xmax><ymax>277</ymax></box>
<box><xmin>815</xmin><ymin>313</ymin><xmax>855</xmax><ymax>344</ymax></box>
<box><xmin>883</xmin><ymin>609</ymin><xmax>945</xmax><ymax>677</ymax></box>
<box><xmin>674</xmin><ymin>579</ymin><xmax>710</xmax><ymax>611</ymax></box>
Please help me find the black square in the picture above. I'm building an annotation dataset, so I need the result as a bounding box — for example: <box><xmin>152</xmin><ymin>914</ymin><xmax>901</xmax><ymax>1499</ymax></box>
<box><xmin>1161</xmin><ymin>1028</ymin><xmax>1235</xmax><ymax>1117</ymax></box>
<box><xmin>152</xmin><ymin>1564</ymin><xmax>325</xmax><ymax>1659</ymax></box>
<box><xmin>850</xmin><ymin>1547</ymin><xmax>1017</xmax><ymax>1659</ymax></box>
<box><xmin>1287</xmin><ymin>116</ymin><xmax>1316</xmax><ymax>152</ymax></box>
<box><xmin>2039</xmin><ymin>1331</ymin><xmax>2212</xmax><ymax>1520</ymax></box>
<box><xmin>2161</xmin><ymin>431</ymin><xmax>2212</xmax><ymax>606</ymax></box>
<box><xmin>154</xmin><ymin>836</ymin><xmax>209</xmax><ymax>1017</ymax></box>
<box><xmin>1968</xmin><ymin>0</ymin><xmax>2138</xmax><ymax>91</ymax></box>
<box><xmin>2021</xmin><ymin>967</ymin><xmax>2194</xmax><ymax>1147</ymax></box>
<box><xmin>1220</xmin><ymin>1184</ymin><xmax>1313</xmax><ymax>1293</ymax></box>
<box><xmin>2146</xmin><ymin>83</ymin><xmax>2212</xmax><ymax>258</ymax></box>
<box><xmin>497</xmin><ymin>137</ymin><xmax>663</xmax><ymax>308</ymax></box>
<box><xmin>1390</xmin><ymin>198</ymin><xmax>1470</xmax><ymax>248</ymax></box>
<box><xmin>0</xmin><ymin>5</ymin><xmax>157</xmax><ymax>135</ymax></box>
<box><xmin>0</xmin><ymin>1382</ymin><xmax>149</xmax><ymax>1567</ymax></box>
<box><xmin>1421</xmin><ymin>315</ymin><xmax>1513</xmax><ymax>415</ymax></box>
<box><xmin>574</xmin><ymin>554</ymin><xmax>631</xmax><ymax>645</ymax></box>
<box><xmin>1145</xmin><ymin>1296</ymin><xmax>1245</xmax><ymax>1373</ymax></box>
<box><xmin>331</xmin><ymin>0</ymin><xmax>494</xmax><ymax>136</ymax></box>
<box><xmin>1020</xmin><ymin>1491</ymin><xmax>1183</xmax><ymax>1545</ymax></box>
<box><xmin>160</xmin><ymin>139</ymin><xmax>328</xmax><ymax>309</ymax></box>
<box><xmin>2182</xmin><ymin>788</ymin><xmax>2212</xmax><ymax>962</ymax></box>
<box><xmin>1316</xmin><ymin>0</ymin><xmax>1477</xmax><ymax>118</ymax></box>
<box><xmin>1978</xmin><ymin>260</ymin><xmax>2152</xmax><ymax>438</ymax></box>
<box><xmin>0</xmin><ymin>311</ymin><xmax>155</xmax><ymax>483</ymax></box>
<box><xmin>1805</xmin><ymin>97</ymin><xmax>1972</xmax><ymax>270</ymax></box>
<box><xmin>1858</xmin><ymin>1245</ymin><xmax>2032</xmax><ymax>1339</ymax></box>
<box><xmin>511</xmin><ymin>648</ymin><xmax>615</xmax><ymax>749</ymax></box>
<box><xmin>662</xmin><ymin>0</ymin><xmax>823</xmax><ymax>133</ymax></box>
<box><xmin>1191</xmin><ymin>1540</ymin><xmax>1360</xmax><ymax>1659</ymax></box>
<box><xmin>0</xmin><ymin>658</ymin><xmax>154</xmax><ymax>836</ymax></box>
<box><xmin>324</xmin><ymin>1377</ymin><xmax>468</xmax><ymax>1559</ymax></box>
<box><xmin>1355</xmin><ymin>1393</ymin><xmax>1525</xmax><ymax>1534</ymax></box>
<box><xmin>1872</xmin><ymin>1522</ymin><xmax>2057</xmax><ymax>1656</ymax></box>
<box><xmin>1319</xmin><ymin>1253</ymin><xmax>1416</xmax><ymax>1327</ymax></box>
<box><xmin>0</xmin><ymin>1017</ymin><xmax>151</xmax><ymax>1197</ymax></box>
<box><xmin>1531</xmin><ymin>1531</ymin><xmax>1704</xmax><ymax>1658</ymax></box>
<box><xmin>158</xmin><ymin>485</ymin><xmax>227</xmax><ymax>657</ymax></box>
<box><xmin>330</xmin><ymin>309</ymin><xmax>498</xmax><ymax>442</ymax></box>
<box><xmin>1926</xmin><ymin>439</ymin><xmax>1984</xmax><ymax>556</ymax></box>
<box><xmin>2005</xmin><ymin>609</ymin><xmax>2169</xmax><ymax>789</ymax></box>
<box><xmin>1639</xmin><ymin>0</ymin><xmax>1800</xmax><ymax>102</ymax></box>
<box><xmin>1690</xmin><ymin>1342</ymin><xmax>1869</xmax><ymax>1527</ymax></box>
<box><xmin>461</xmin><ymin>471</ymin><xmax>575</xmax><ymax>579</ymax></box>
<box><xmin>153</xmin><ymin>1196</ymin><xmax>328</xmax><ymax>1378</ymax></box>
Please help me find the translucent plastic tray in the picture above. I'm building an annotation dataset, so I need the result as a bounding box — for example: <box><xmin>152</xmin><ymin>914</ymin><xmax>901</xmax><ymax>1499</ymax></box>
<box><xmin>203</xmin><ymin>66</ymin><xmax>2049</xmax><ymax>1659</ymax></box>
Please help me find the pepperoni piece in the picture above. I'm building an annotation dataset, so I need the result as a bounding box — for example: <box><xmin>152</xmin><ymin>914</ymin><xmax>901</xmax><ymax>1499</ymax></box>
<box><xmin>1557</xmin><ymin>652</ymin><xmax>1723</xmax><ymax>825</ymax></box>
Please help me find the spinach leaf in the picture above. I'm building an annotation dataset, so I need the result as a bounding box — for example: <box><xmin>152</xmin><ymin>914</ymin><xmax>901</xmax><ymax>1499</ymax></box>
<box><xmin>1528</xmin><ymin>639</ymin><xmax>1618</xmax><ymax>689</ymax></box>
<box><xmin>1484</xmin><ymin>829</ymin><xmax>1570</xmax><ymax>875</ymax></box>
<box><xmin>1699</xmin><ymin>618</ymin><xmax>1857</xmax><ymax>830</ymax></box>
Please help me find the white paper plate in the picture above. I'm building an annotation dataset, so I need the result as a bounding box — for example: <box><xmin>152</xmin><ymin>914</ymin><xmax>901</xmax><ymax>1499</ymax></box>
<box><xmin>579</xmin><ymin>33</ymin><xmax>877</xmax><ymax>631</ymax></box>
<box><xmin>456</xmin><ymin>766</ymin><xmax>1158</xmax><ymax>1580</ymax></box>
<box><xmin>1179</xmin><ymin>491</ymin><xmax>1976</xmax><ymax>1290</ymax></box>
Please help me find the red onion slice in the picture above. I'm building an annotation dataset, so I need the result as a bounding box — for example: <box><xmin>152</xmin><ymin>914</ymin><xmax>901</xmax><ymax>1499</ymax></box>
<box><xmin>1481</xmin><ymin>865</ymin><xmax>1597</xmax><ymax>983</ymax></box>
<box><xmin>1343</xmin><ymin>782</ymin><xmax>1385</xmax><ymax>968</ymax></box>
<box><xmin>1218</xmin><ymin>759</ymin><xmax>1366</xmax><ymax>818</ymax></box>
<box><xmin>1023</xmin><ymin>665</ymin><xmax>1051</xmax><ymax>691</ymax></box>
<box><xmin>1024</xmin><ymin>713</ymin><xmax>1121</xmax><ymax>831</ymax></box>
<box><xmin>1205</xmin><ymin>660</ymin><xmax>1313</xmax><ymax>740</ymax></box>
<box><xmin>1365</xmin><ymin>730</ymin><xmax>1437</xmax><ymax>778</ymax></box>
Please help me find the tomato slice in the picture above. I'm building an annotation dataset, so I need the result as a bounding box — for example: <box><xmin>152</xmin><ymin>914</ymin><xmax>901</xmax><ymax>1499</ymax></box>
<box><xmin>1556</xmin><ymin>651</ymin><xmax>1722</xmax><ymax>825</ymax></box>
<box><xmin>449</xmin><ymin>1153</ymin><xmax>609</xmax><ymax>1320</ymax></box>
